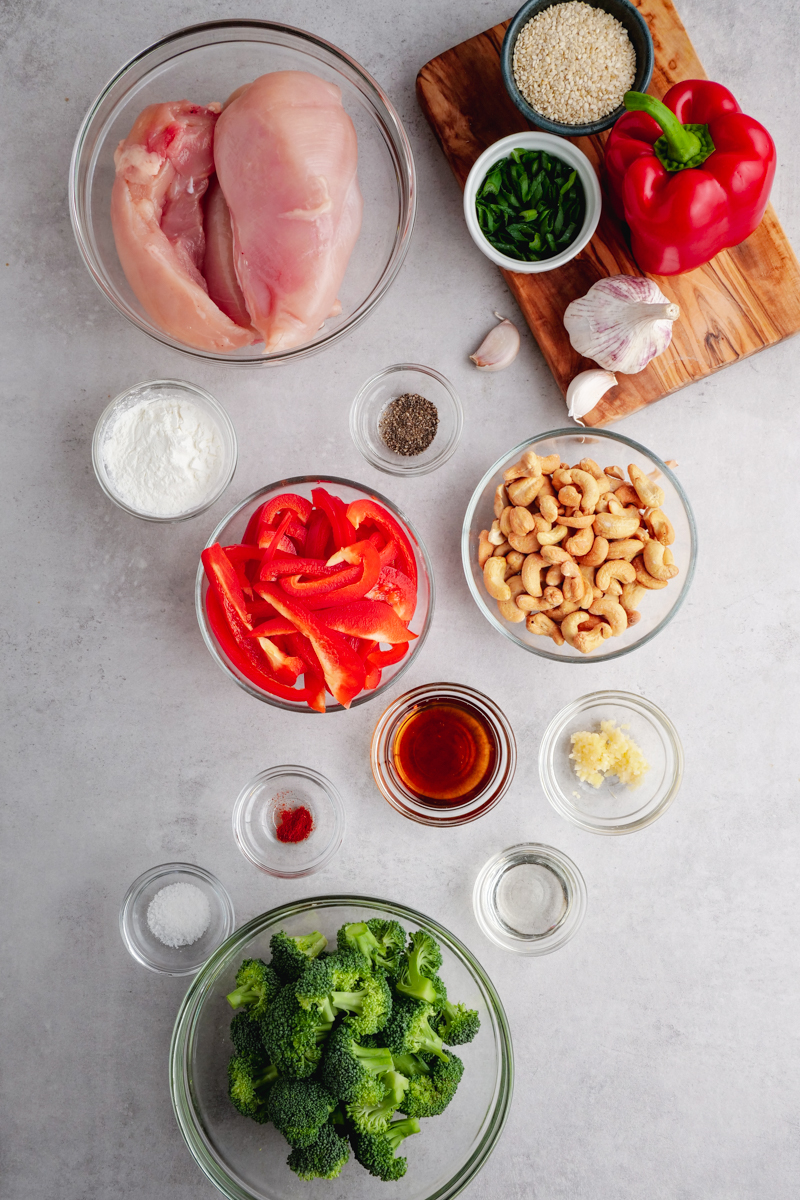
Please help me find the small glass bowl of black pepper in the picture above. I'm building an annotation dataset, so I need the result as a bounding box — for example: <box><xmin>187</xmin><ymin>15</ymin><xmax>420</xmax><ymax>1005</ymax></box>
<box><xmin>350</xmin><ymin>363</ymin><xmax>463</xmax><ymax>476</ymax></box>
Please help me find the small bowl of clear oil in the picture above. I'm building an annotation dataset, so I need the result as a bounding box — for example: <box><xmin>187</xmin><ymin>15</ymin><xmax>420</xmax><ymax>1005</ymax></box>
<box><xmin>473</xmin><ymin>843</ymin><xmax>587</xmax><ymax>955</ymax></box>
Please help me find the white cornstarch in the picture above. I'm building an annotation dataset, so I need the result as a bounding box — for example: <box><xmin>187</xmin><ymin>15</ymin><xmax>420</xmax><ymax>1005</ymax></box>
<box><xmin>101</xmin><ymin>388</ymin><xmax>224</xmax><ymax>516</ymax></box>
<box><xmin>513</xmin><ymin>2</ymin><xmax>636</xmax><ymax>126</ymax></box>
<box><xmin>147</xmin><ymin>882</ymin><xmax>212</xmax><ymax>948</ymax></box>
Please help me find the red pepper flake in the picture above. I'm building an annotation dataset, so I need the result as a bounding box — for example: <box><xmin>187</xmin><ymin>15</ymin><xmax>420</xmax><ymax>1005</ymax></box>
<box><xmin>275</xmin><ymin>803</ymin><xmax>314</xmax><ymax>843</ymax></box>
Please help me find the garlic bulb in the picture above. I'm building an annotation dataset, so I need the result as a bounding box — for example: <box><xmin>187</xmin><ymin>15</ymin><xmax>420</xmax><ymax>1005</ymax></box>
<box><xmin>563</xmin><ymin>276</ymin><xmax>680</xmax><ymax>374</ymax></box>
<box><xmin>566</xmin><ymin>369</ymin><xmax>617</xmax><ymax>425</ymax></box>
<box><xmin>470</xmin><ymin>312</ymin><xmax>520</xmax><ymax>371</ymax></box>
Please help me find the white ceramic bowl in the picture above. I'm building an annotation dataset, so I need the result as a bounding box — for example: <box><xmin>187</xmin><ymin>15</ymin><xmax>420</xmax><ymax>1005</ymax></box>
<box><xmin>462</xmin><ymin>132</ymin><xmax>602</xmax><ymax>273</ymax></box>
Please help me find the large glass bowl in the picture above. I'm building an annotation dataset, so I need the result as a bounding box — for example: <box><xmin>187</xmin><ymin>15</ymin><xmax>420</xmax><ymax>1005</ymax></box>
<box><xmin>69</xmin><ymin>21</ymin><xmax>416</xmax><ymax>364</ymax></box>
<box><xmin>462</xmin><ymin>429</ymin><xmax>697</xmax><ymax>662</ymax></box>
<box><xmin>196</xmin><ymin>476</ymin><xmax>434</xmax><ymax>712</ymax></box>
<box><xmin>169</xmin><ymin>895</ymin><xmax>514</xmax><ymax>1200</ymax></box>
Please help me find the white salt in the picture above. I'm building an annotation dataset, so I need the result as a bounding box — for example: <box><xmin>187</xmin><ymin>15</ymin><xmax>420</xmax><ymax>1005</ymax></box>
<box><xmin>147</xmin><ymin>881</ymin><xmax>211</xmax><ymax>948</ymax></box>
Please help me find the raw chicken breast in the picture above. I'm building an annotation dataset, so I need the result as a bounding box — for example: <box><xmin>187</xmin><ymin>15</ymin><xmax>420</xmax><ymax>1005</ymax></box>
<box><xmin>203</xmin><ymin>178</ymin><xmax>253</xmax><ymax>330</ymax></box>
<box><xmin>214</xmin><ymin>72</ymin><xmax>362</xmax><ymax>352</ymax></box>
<box><xmin>111</xmin><ymin>101</ymin><xmax>255</xmax><ymax>352</ymax></box>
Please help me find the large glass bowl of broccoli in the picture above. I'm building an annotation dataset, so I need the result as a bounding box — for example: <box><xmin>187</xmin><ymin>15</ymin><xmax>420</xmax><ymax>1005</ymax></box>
<box><xmin>170</xmin><ymin>896</ymin><xmax>513</xmax><ymax>1200</ymax></box>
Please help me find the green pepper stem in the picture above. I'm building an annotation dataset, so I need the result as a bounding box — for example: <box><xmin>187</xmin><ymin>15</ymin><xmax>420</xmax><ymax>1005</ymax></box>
<box><xmin>623</xmin><ymin>91</ymin><xmax>703</xmax><ymax>163</ymax></box>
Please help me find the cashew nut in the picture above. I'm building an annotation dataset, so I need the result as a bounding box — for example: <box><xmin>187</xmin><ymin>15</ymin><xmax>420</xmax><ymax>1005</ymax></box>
<box><xmin>561</xmin><ymin>610</ymin><xmax>591</xmax><ymax>645</ymax></box>
<box><xmin>505</xmin><ymin>550</ymin><xmax>525</xmax><ymax>574</ymax></box>
<box><xmin>596</xmin><ymin>559</ymin><xmax>637</xmax><ymax>591</ymax></box>
<box><xmin>508</xmin><ymin>506</ymin><xmax>535</xmax><ymax>537</ymax></box>
<box><xmin>643</xmin><ymin>540</ymin><xmax>680</xmax><ymax>581</ymax></box>
<box><xmin>487</xmin><ymin>521</ymin><xmax>505</xmax><ymax>546</ymax></box>
<box><xmin>632</xmin><ymin>554</ymin><xmax>668</xmax><ymax>590</ymax></box>
<box><xmin>545</xmin><ymin>563</ymin><xmax>564</xmax><ymax>587</ymax></box>
<box><xmin>606</xmin><ymin>538</ymin><xmax>644</xmax><ymax>562</ymax></box>
<box><xmin>497</xmin><ymin>575</ymin><xmax>527</xmax><ymax>623</ymax></box>
<box><xmin>561</xmin><ymin>561</ymin><xmax>586</xmax><ymax>604</ymax></box>
<box><xmin>552</xmin><ymin>468</ymin><xmax>573</xmax><ymax>491</ymax></box>
<box><xmin>538</xmin><ymin>493</ymin><xmax>559</xmax><ymax>523</ymax></box>
<box><xmin>628</xmin><ymin>463</ymin><xmax>664</xmax><ymax>509</ymax></box>
<box><xmin>577</xmin><ymin>535</ymin><xmax>609</xmax><ymax>567</ymax></box>
<box><xmin>558</xmin><ymin>485</ymin><xmax>581</xmax><ymax>509</ymax></box>
<box><xmin>604</xmin><ymin>465</ymin><xmax>624</xmax><ymax>480</ymax></box>
<box><xmin>620</xmin><ymin>582</ymin><xmax>647</xmax><ymax>614</ymax></box>
<box><xmin>537</xmin><ymin>524</ymin><xmax>568</xmax><ymax>547</ymax></box>
<box><xmin>610</xmin><ymin>483</ymin><xmax>640</xmax><ymax>508</ymax></box>
<box><xmin>532</xmin><ymin>514</ymin><xmax>552</xmax><ymax>534</ymax></box>
<box><xmin>644</xmin><ymin>507</ymin><xmax>675</xmax><ymax>546</ymax></box>
<box><xmin>593</xmin><ymin>512</ymin><xmax>640</xmax><ymax>540</ymax></box>
<box><xmin>483</xmin><ymin>556</ymin><xmax>511</xmax><ymax>600</ymax></box>
<box><xmin>478</xmin><ymin>530</ymin><xmax>493</xmax><ymax>568</ymax></box>
<box><xmin>507</xmin><ymin>530</ymin><xmax>540</xmax><ymax>554</ymax></box>
<box><xmin>569</xmin><ymin>468</ymin><xmax>601</xmax><ymax>513</ymax></box>
<box><xmin>578</xmin><ymin>458</ymin><xmax>603</xmax><ymax>479</ymax></box>
<box><xmin>589</xmin><ymin>595</ymin><xmax>628</xmax><ymax>636</ymax></box>
<box><xmin>492</xmin><ymin>540</ymin><xmax>512</xmax><ymax>557</ymax></box>
<box><xmin>565</xmin><ymin>524</ymin><xmax>595</xmax><ymax>557</ymax></box>
<box><xmin>541</xmin><ymin>545</ymin><xmax>573</xmax><ymax>565</ymax></box>
<box><xmin>628</xmin><ymin>610</ymin><xmax>642</xmax><ymax>626</ymax></box>
<box><xmin>560</xmin><ymin>512</ymin><xmax>596</xmax><ymax>529</ymax></box>
<box><xmin>544</xmin><ymin>599</ymin><xmax>582</xmax><ymax>621</ymax></box>
<box><xmin>507</xmin><ymin>475</ymin><xmax>544</xmax><ymax>507</ymax></box>
<box><xmin>517</xmin><ymin>585</ymin><xmax>563</xmax><ymax>613</ymax></box>
<box><xmin>493</xmin><ymin>484</ymin><xmax>508</xmax><ymax>518</ymax></box>
<box><xmin>526</xmin><ymin>612</ymin><xmax>565</xmax><ymax>645</ymax></box>
<box><xmin>574</xmin><ymin>624</ymin><xmax>612</xmax><ymax>654</ymax></box>
<box><xmin>521</xmin><ymin>552</ymin><xmax>546</xmax><ymax>597</ymax></box>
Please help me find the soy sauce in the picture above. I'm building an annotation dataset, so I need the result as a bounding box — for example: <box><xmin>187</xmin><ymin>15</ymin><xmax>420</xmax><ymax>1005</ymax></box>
<box><xmin>392</xmin><ymin>698</ymin><xmax>497</xmax><ymax>806</ymax></box>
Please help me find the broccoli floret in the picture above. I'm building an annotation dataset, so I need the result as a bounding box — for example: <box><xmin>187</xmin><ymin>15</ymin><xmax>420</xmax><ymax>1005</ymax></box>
<box><xmin>266</xmin><ymin>1078</ymin><xmax>337</xmax><ymax>1147</ymax></box>
<box><xmin>261</xmin><ymin>985</ymin><xmax>333</xmax><ymax>1079</ymax></box>
<box><xmin>399</xmin><ymin>1052</ymin><xmax>464</xmax><ymax>1118</ymax></box>
<box><xmin>351</xmin><ymin>1116</ymin><xmax>421</xmax><ymax>1181</ymax></box>
<box><xmin>365</xmin><ymin>918</ymin><xmax>407</xmax><ymax>976</ymax></box>
<box><xmin>336</xmin><ymin>921</ymin><xmax>384</xmax><ymax>966</ymax></box>
<box><xmin>226</xmin><ymin>958</ymin><xmax>281</xmax><ymax>1017</ymax></box>
<box><xmin>269</xmin><ymin>930</ymin><xmax>328</xmax><ymax>981</ymax></box>
<box><xmin>293</xmin><ymin>960</ymin><xmax>339</xmax><ymax>1022</ymax></box>
<box><xmin>331</xmin><ymin>971</ymin><xmax>392</xmax><ymax>1035</ymax></box>
<box><xmin>390</xmin><ymin>1052</ymin><xmax>431</xmax><ymax>1078</ymax></box>
<box><xmin>320</xmin><ymin>1023</ymin><xmax>395</xmax><ymax>1104</ymax></box>
<box><xmin>230</xmin><ymin>1010</ymin><xmax>265</xmax><ymax>1058</ymax></box>
<box><xmin>287</xmin><ymin>1121</ymin><xmax>350</xmax><ymax>1180</ymax></box>
<box><xmin>227</xmin><ymin>1052</ymin><xmax>278</xmax><ymax>1122</ymax></box>
<box><xmin>385</xmin><ymin>996</ymin><xmax>449</xmax><ymax>1063</ymax></box>
<box><xmin>395</xmin><ymin>931</ymin><xmax>443</xmax><ymax>1005</ymax></box>
<box><xmin>435</xmin><ymin>1000</ymin><xmax>481</xmax><ymax>1046</ymax></box>
<box><xmin>346</xmin><ymin>1070</ymin><xmax>410</xmax><ymax>1134</ymax></box>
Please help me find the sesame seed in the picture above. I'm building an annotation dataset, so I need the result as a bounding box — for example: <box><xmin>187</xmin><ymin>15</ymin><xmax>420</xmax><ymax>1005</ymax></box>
<box><xmin>512</xmin><ymin>1</ymin><xmax>637</xmax><ymax>125</ymax></box>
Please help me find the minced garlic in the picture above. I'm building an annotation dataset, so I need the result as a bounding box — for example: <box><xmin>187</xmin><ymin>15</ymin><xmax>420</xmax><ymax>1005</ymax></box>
<box><xmin>569</xmin><ymin>720</ymin><xmax>649</xmax><ymax>789</ymax></box>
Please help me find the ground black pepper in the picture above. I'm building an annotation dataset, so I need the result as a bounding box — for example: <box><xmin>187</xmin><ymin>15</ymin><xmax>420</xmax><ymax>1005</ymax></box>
<box><xmin>378</xmin><ymin>393</ymin><xmax>439</xmax><ymax>457</ymax></box>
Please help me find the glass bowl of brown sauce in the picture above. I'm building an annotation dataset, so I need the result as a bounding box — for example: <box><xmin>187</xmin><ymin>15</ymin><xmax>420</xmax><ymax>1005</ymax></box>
<box><xmin>370</xmin><ymin>682</ymin><xmax>516</xmax><ymax>825</ymax></box>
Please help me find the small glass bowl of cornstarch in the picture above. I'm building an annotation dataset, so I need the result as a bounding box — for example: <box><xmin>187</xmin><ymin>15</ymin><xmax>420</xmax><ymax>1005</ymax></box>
<box><xmin>92</xmin><ymin>379</ymin><xmax>237</xmax><ymax>521</ymax></box>
<box><xmin>501</xmin><ymin>0</ymin><xmax>654</xmax><ymax>137</ymax></box>
<box><xmin>350</xmin><ymin>363</ymin><xmax>463</xmax><ymax>476</ymax></box>
<box><xmin>119</xmin><ymin>862</ymin><xmax>235</xmax><ymax>975</ymax></box>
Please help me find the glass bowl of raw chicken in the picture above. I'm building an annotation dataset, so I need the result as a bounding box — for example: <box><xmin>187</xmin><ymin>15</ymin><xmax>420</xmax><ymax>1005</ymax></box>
<box><xmin>69</xmin><ymin>21</ymin><xmax>416</xmax><ymax>363</ymax></box>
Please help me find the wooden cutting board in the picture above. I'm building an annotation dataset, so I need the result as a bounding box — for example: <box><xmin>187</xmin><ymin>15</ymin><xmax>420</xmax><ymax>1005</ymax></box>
<box><xmin>416</xmin><ymin>0</ymin><xmax>800</xmax><ymax>425</ymax></box>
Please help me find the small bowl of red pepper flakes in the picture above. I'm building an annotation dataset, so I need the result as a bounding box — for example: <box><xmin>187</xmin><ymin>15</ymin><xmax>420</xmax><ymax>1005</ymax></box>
<box><xmin>195</xmin><ymin>475</ymin><xmax>434</xmax><ymax>712</ymax></box>
<box><xmin>232</xmin><ymin>765</ymin><xmax>345</xmax><ymax>878</ymax></box>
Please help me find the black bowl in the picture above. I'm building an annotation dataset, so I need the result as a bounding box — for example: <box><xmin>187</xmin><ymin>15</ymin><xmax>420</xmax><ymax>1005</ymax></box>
<box><xmin>501</xmin><ymin>0</ymin><xmax>654</xmax><ymax>137</ymax></box>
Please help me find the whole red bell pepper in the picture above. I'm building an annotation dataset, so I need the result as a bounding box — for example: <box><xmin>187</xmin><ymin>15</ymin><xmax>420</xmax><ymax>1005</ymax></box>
<box><xmin>604</xmin><ymin>81</ymin><xmax>776</xmax><ymax>275</ymax></box>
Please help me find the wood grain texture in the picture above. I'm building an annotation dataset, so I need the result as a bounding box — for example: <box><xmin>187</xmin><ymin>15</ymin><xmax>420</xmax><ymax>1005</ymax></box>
<box><xmin>416</xmin><ymin>0</ymin><xmax>800</xmax><ymax>425</ymax></box>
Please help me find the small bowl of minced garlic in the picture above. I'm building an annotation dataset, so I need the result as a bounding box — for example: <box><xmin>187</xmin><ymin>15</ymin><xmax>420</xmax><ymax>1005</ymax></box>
<box><xmin>500</xmin><ymin>0</ymin><xmax>654</xmax><ymax>137</ymax></box>
<box><xmin>538</xmin><ymin>690</ymin><xmax>683</xmax><ymax>834</ymax></box>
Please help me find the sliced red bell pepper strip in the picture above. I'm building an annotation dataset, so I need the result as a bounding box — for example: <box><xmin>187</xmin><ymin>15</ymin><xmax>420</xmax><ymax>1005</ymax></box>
<box><xmin>257</xmin><ymin>517</ymin><xmax>307</xmax><ymax>551</ymax></box>
<box><xmin>363</xmin><ymin>661</ymin><xmax>382</xmax><ymax>691</ymax></box>
<box><xmin>205</xmin><ymin>589</ymin><xmax>316</xmax><ymax>705</ymax></box>
<box><xmin>367</xmin><ymin>642</ymin><xmax>409</xmax><ymax>668</ymax></box>
<box><xmin>259</xmin><ymin>557</ymin><xmax>353</xmax><ymax>583</ymax></box>
<box><xmin>257</xmin><ymin>583</ymin><xmax>366</xmax><ymax>707</ymax></box>
<box><xmin>253</xmin><ymin>633</ymin><xmax>305</xmax><ymax>684</ymax></box>
<box><xmin>249</xmin><ymin>617</ymin><xmax>297</xmax><ymax>637</ymax></box>
<box><xmin>312</xmin><ymin>487</ymin><xmax>356</xmax><ymax>551</ymax></box>
<box><xmin>304</xmin><ymin>508</ymin><xmax>333</xmax><ymax>559</ymax></box>
<box><xmin>366</xmin><ymin>565</ymin><xmax>416</xmax><ymax>623</ymax></box>
<box><xmin>246</xmin><ymin>599</ymin><xmax>279</xmax><ymax>622</ymax></box>
<box><xmin>242</xmin><ymin>503</ymin><xmax>266</xmax><ymax>546</ymax></box>
<box><xmin>258</xmin><ymin>493</ymin><xmax>313</xmax><ymax>528</ymax></box>
<box><xmin>303</xmin><ymin>670</ymin><xmax>327</xmax><ymax>714</ymax></box>
<box><xmin>315</xmin><ymin>600</ymin><xmax>417</xmax><ymax>644</ymax></box>
<box><xmin>278</xmin><ymin>563</ymin><xmax>363</xmax><ymax>598</ymax></box>
<box><xmin>202</xmin><ymin>543</ymin><xmax>252</xmax><ymax>627</ymax></box>
<box><xmin>259</xmin><ymin>511</ymin><xmax>294</xmax><ymax>567</ymax></box>
<box><xmin>347</xmin><ymin>499</ymin><xmax>417</xmax><ymax>588</ymax></box>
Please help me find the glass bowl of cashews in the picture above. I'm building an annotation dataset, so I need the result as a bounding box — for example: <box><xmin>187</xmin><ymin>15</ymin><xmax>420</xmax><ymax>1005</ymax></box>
<box><xmin>462</xmin><ymin>429</ymin><xmax>697</xmax><ymax>662</ymax></box>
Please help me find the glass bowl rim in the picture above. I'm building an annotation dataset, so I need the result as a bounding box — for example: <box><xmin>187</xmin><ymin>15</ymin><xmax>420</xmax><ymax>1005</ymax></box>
<box><xmin>538</xmin><ymin>689</ymin><xmax>685</xmax><ymax>834</ymax></box>
<box><xmin>499</xmin><ymin>0</ymin><xmax>655</xmax><ymax>138</ymax></box>
<box><xmin>91</xmin><ymin>377</ymin><xmax>238</xmax><ymax>522</ymax></box>
<box><xmin>169</xmin><ymin>892</ymin><xmax>514</xmax><ymax>1200</ymax></box>
<box><xmin>370</xmin><ymin>681</ymin><xmax>517</xmax><ymax>826</ymax></box>
<box><xmin>461</xmin><ymin>427</ymin><xmax>698</xmax><ymax>663</ymax></box>
<box><xmin>349</xmin><ymin>361</ymin><xmax>465</xmax><ymax>476</ymax></box>
<box><xmin>472</xmin><ymin>842</ymin><xmax>588</xmax><ymax>956</ymax></box>
<box><xmin>68</xmin><ymin>17</ymin><xmax>417</xmax><ymax>366</ymax></box>
<box><xmin>195</xmin><ymin>474</ymin><xmax>436</xmax><ymax>712</ymax></box>
<box><xmin>119</xmin><ymin>861</ymin><xmax>236</xmax><ymax>976</ymax></box>
<box><xmin>231</xmin><ymin>763</ymin><xmax>346</xmax><ymax>877</ymax></box>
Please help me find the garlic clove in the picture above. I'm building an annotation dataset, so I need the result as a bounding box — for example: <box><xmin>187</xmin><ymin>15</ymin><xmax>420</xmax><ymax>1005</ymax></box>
<box><xmin>566</xmin><ymin>369</ymin><xmax>618</xmax><ymax>425</ymax></box>
<box><xmin>563</xmin><ymin>275</ymin><xmax>680</xmax><ymax>374</ymax></box>
<box><xmin>470</xmin><ymin>312</ymin><xmax>520</xmax><ymax>371</ymax></box>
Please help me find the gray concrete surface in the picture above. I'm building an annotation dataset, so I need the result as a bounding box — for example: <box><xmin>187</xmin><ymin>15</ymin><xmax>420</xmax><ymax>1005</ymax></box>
<box><xmin>2</xmin><ymin>1</ymin><xmax>799</xmax><ymax>1197</ymax></box>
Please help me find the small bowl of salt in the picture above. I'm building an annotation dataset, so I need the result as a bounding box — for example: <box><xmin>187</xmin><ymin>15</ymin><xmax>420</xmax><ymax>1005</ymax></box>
<box><xmin>119</xmin><ymin>862</ymin><xmax>235</xmax><ymax>975</ymax></box>
<box><xmin>92</xmin><ymin>379</ymin><xmax>237</xmax><ymax>521</ymax></box>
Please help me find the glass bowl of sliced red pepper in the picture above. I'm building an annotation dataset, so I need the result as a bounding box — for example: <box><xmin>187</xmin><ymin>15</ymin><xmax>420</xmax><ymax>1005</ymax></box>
<box><xmin>196</xmin><ymin>476</ymin><xmax>434</xmax><ymax>712</ymax></box>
